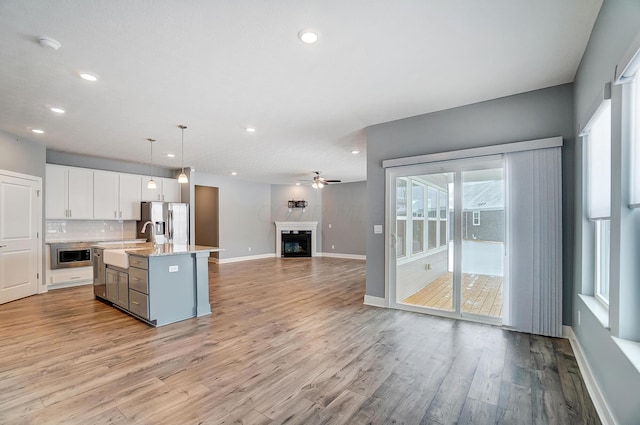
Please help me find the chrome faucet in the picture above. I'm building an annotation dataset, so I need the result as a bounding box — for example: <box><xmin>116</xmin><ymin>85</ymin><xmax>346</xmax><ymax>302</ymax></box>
<box><xmin>141</xmin><ymin>221</ymin><xmax>155</xmax><ymax>245</ymax></box>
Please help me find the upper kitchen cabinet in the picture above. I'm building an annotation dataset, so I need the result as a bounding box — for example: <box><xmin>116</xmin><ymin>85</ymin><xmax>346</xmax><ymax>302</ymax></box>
<box><xmin>46</xmin><ymin>165</ymin><xmax>94</xmax><ymax>219</ymax></box>
<box><xmin>141</xmin><ymin>177</ymin><xmax>180</xmax><ymax>203</ymax></box>
<box><xmin>94</xmin><ymin>171</ymin><xmax>142</xmax><ymax>220</ymax></box>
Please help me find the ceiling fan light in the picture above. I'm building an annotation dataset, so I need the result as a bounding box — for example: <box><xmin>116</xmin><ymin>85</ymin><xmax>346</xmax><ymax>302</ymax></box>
<box><xmin>312</xmin><ymin>182</ymin><xmax>318</xmax><ymax>189</ymax></box>
<box><xmin>318</xmin><ymin>182</ymin><xmax>325</xmax><ymax>189</ymax></box>
<box><xmin>178</xmin><ymin>172</ymin><xmax>188</xmax><ymax>184</ymax></box>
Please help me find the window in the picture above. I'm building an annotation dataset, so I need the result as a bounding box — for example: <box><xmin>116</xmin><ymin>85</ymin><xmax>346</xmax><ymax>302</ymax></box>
<box><xmin>396</xmin><ymin>179</ymin><xmax>407</xmax><ymax>258</ymax></box>
<box><xmin>412</xmin><ymin>183</ymin><xmax>425</xmax><ymax>254</ymax></box>
<box><xmin>631</xmin><ymin>77</ymin><xmax>640</xmax><ymax>206</ymax></box>
<box><xmin>583</xmin><ymin>100</ymin><xmax>611</xmax><ymax>306</ymax></box>
<box><xmin>472</xmin><ymin>211</ymin><xmax>480</xmax><ymax>226</ymax></box>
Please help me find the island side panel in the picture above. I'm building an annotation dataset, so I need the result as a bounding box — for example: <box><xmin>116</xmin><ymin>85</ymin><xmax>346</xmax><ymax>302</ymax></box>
<box><xmin>148</xmin><ymin>254</ymin><xmax>196</xmax><ymax>326</ymax></box>
<box><xmin>193</xmin><ymin>251</ymin><xmax>212</xmax><ymax>317</ymax></box>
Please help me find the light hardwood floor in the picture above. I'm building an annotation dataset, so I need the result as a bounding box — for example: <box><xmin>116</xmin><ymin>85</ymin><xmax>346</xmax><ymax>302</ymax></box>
<box><xmin>0</xmin><ymin>258</ymin><xmax>599</xmax><ymax>424</ymax></box>
<box><xmin>402</xmin><ymin>272</ymin><xmax>503</xmax><ymax>317</ymax></box>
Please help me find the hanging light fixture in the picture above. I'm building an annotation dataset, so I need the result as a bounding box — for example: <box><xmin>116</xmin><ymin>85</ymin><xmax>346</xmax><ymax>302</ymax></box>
<box><xmin>147</xmin><ymin>138</ymin><xmax>157</xmax><ymax>189</ymax></box>
<box><xmin>177</xmin><ymin>125</ymin><xmax>188</xmax><ymax>184</ymax></box>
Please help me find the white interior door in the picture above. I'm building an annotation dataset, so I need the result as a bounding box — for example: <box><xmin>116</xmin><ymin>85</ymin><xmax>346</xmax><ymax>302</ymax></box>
<box><xmin>0</xmin><ymin>171</ymin><xmax>41</xmax><ymax>304</ymax></box>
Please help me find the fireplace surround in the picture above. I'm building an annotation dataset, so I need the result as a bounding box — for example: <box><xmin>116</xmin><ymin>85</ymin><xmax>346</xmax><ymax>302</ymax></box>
<box><xmin>275</xmin><ymin>221</ymin><xmax>318</xmax><ymax>257</ymax></box>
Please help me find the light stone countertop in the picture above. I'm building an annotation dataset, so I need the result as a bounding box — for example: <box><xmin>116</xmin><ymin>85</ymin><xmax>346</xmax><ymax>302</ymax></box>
<box><xmin>92</xmin><ymin>242</ymin><xmax>223</xmax><ymax>257</ymax></box>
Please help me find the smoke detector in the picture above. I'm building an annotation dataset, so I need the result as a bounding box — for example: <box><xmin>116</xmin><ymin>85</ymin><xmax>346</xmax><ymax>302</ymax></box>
<box><xmin>39</xmin><ymin>37</ymin><xmax>61</xmax><ymax>50</ymax></box>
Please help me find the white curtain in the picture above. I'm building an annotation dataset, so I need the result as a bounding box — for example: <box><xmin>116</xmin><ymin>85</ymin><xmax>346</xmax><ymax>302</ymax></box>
<box><xmin>505</xmin><ymin>147</ymin><xmax>563</xmax><ymax>337</ymax></box>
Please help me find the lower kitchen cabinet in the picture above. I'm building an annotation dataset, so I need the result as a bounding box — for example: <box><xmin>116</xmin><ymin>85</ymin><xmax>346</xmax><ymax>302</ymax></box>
<box><xmin>105</xmin><ymin>266</ymin><xmax>129</xmax><ymax>308</ymax></box>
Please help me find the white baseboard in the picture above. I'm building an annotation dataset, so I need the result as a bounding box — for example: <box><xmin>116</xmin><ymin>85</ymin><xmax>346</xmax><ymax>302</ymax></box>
<box><xmin>217</xmin><ymin>253</ymin><xmax>276</xmax><ymax>264</ymax></box>
<box><xmin>363</xmin><ymin>295</ymin><xmax>386</xmax><ymax>308</ymax></box>
<box><xmin>563</xmin><ymin>326</ymin><xmax>616</xmax><ymax>425</ymax></box>
<box><xmin>318</xmin><ymin>252</ymin><xmax>366</xmax><ymax>260</ymax></box>
<box><xmin>47</xmin><ymin>280</ymin><xmax>92</xmax><ymax>290</ymax></box>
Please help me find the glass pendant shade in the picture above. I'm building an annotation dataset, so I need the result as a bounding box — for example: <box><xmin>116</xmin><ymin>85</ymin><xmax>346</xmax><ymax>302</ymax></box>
<box><xmin>147</xmin><ymin>178</ymin><xmax>157</xmax><ymax>189</ymax></box>
<box><xmin>147</xmin><ymin>138</ymin><xmax>156</xmax><ymax>190</ymax></box>
<box><xmin>178</xmin><ymin>172</ymin><xmax>188</xmax><ymax>184</ymax></box>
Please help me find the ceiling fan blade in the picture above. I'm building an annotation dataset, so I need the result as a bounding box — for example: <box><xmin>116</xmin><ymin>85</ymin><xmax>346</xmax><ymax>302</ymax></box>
<box><xmin>324</xmin><ymin>179</ymin><xmax>341</xmax><ymax>183</ymax></box>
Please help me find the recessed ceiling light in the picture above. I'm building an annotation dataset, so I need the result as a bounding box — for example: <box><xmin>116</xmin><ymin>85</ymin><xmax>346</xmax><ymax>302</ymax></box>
<box><xmin>296</xmin><ymin>182</ymin><xmax>301</xmax><ymax>186</ymax></box>
<box><xmin>80</xmin><ymin>73</ymin><xmax>98</xmax><ymax>82</ymax></box>
<box><xmin>50</xmin><ymin>107</ymin><xmax>66</xmax><ymax>114</ymax></box>
<box><xmin>298</xmin><ymin>29</ymin><xmax>319</xmax><ymax>44</ymax></box>
<box><xmin>166</xmin><ymin>153</ymin><xmax>175</xmax><ymax>158</ymax></box>
<box><xmin>246</xmin><ymin>127</ymin><xmax>256</xmax><ymax>133</ymax></box>
<box><xmin>32</xmin><ymin>129</ymin><xmax>45</xmax><ymax>134</ymax></box>
<box><xmin>351</xmin><ymin>150</ymin><xmax>360</xmax><ymax>154</ymax></box>
<box><xmin>231</xmin><ymin>172</ymin><xmax>237</xmax><ymax>176</ymax></box>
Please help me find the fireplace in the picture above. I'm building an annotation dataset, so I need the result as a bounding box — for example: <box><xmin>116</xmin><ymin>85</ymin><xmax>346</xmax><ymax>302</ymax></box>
<box><xmin>274</xmin><ymin>221</ymin><xmax>318</xmax><ymax>258</ymax></box>
<box><xmin>281</xmin><ymin>230</ymin><xmax>312</xmax><ymax>257</ymax></box>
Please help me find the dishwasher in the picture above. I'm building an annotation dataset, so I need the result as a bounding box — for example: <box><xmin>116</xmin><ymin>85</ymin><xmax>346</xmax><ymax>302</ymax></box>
<box><xmin>93</xmin><ymin>248</ymin><xmax>106</xmax><ymax>300</ymax></box>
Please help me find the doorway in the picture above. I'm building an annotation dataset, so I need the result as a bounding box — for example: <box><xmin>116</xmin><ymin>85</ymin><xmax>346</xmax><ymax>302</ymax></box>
<box><xmin>195</xmin><ymin>185</ymin><xmax>219</xmax><ymax>261</ymax></box>
<box><xmin>0</xmin><ymin>170</ymin><xmax>42</xmax><ymax>304</ymax></box>
<box><xmin>388</xmin><ymin>156</ymin><xmax>505</xmax><ymax>324</ymax></box>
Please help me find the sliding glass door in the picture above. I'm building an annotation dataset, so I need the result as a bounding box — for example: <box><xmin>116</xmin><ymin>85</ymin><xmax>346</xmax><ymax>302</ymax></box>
<box><xmin>389</xmin><ymin>156</ymin><xmax>505</xmax><ymax>324</ymax></box>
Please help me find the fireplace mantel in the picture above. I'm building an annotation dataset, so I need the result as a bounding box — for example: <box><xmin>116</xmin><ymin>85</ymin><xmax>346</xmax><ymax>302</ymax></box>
<box><xmin>275</xmin><ymin>221</ymin><xmax>318</xmax><ymax>257</ymax></box>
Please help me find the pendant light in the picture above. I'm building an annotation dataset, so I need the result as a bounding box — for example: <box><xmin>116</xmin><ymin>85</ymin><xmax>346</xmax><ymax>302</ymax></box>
<box><xmin>177</xmin><ymin>125</ymin><xmax>188</xmax><ymax>184</ymax></box>
<box><xmin>147</xmin><ymin>138</ymin><xmax>157</xmax><ymax>189</ymax></box>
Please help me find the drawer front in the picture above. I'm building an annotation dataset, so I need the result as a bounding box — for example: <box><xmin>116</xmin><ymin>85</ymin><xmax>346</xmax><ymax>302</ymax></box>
<box><xmin>129</xmin><ymin>289</ymin><xmax>149</xmax><ymax>319</ymax></box>
<box><xmin>128</xmin><ymin>266</ymin><xmax>148</xmax><ymax>293</ymax></box>
<box><xmin>128</xmin><ymin>255</ymin><xmax>148</xmax><ymax>270</ymax></box>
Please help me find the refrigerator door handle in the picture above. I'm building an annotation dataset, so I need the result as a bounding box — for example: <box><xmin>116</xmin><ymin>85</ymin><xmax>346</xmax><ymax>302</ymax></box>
<box><xmin>168</xmin><ymin>209</ymin><xmax>173</xmax><ymax>242</ymax></box>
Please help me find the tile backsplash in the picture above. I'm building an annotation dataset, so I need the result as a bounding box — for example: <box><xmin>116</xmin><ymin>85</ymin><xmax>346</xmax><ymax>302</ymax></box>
<box><xmin>46</xmin><ymin>220</ymin><xmax>138</xmax><ymax>242</ymax></box>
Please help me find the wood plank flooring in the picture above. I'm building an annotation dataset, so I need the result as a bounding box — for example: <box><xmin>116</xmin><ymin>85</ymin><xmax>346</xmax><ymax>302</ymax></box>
<box><xmin>0</xmin><ymin>257</ymin><xmax>599</xmax><ymax>424</ymax></box>
<box><xmin>402</xmin><ymin>272</ymin><xmax>503</xmax><ymax>317</ymax></box>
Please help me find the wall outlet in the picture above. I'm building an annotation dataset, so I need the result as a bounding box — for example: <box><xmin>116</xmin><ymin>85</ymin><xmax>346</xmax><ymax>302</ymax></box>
<box><xmin>374</xmin><ymin>225</ymin><xmax>383</xmax><ymax>234</ymax></box>
<box><xmin>578</xmin><ymin>310</ymin><xmax>581</xmax><ymax>326</ymax></box>
<box><xmin>426</xmin><ymin>263</ymin><xmax>432</xmax><ymax>271</ymax></box>
<box><xmin>248</xmin><ymin>246</ymin><xmax>252</xmax><ymax>252</ymax></box>
<box><xmin>169</xmin><ymin>265</ymin><xmax>179</xmax><ymax>273</ymax></box>
<box><xmin>331</xmin><ymin>244</ymin><xmax>335</xmax><ymax>250</ymax></box>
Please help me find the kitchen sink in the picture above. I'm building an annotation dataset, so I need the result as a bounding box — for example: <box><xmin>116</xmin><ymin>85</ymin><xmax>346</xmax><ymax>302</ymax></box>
<box><xmin>103</xmin><ymin>248</ymin><xmax>146</xmax><ymax>269</ymax></box>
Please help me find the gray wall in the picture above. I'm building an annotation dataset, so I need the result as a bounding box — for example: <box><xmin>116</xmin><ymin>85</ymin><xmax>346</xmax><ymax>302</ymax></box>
<box><xmin>321</xmin><ymin>181</ymin><xmax>366</xmax><ymax>256</ymax></box>
<box><xmin>365</xmin><ymin>83</ymin><xmax>575</xmax><ymax>326</ymax></box>
<box><xmin>573</xmin><ymin>1</ymin><xmax>640</xmax><ymax>423</ymax></box>
<box><xmin>194</xmin><ymin>173</ymin><xmax>273</xmax><ymax>260</ymax></box>
<box><xmin>0</xmin><ymin>130</ymin><xmax>46</xmax><ymax>177</ymax></box>
<box><xmin>47</xmin><ymin>150</ymin><xmax>175</xmax><ymax>178</ymax></box>
<box><xmin>271</xmin><ymin>184</ymin><xmax>323</xmax><ymax>253</ymax></box>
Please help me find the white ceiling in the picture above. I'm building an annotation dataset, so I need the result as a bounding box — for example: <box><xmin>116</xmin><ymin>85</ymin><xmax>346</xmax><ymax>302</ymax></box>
<box><xmin>0</xmin><ymin>0</ymin><xmax>602</xmax><ymax>185</ymax></box>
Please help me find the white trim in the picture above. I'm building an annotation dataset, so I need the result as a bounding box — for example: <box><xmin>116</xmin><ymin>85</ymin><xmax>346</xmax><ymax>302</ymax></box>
<box><xmin>318</xmin><ymin>252</ymin><xmax>366</xmax><ymax>260</ymax></box>
<box><xmin>615</xmin><ymin>29</ymin><xmax>640</xmax><ymax>83</ymax></box>
<box><xmin>611</xmin><ymin>337</ymin><xmax>640</xmax><ymax>375</ymax></box>
<box><xmin>48</xmin><ymin>280</ymin><xmax>92</xmax><ymax>290</ymax></box>
<box><xmin>563</xmin><ymin>326</ymin><xmax>616</xmax><ymax>425</ymax></box>
<box><xmin>578</xmin><ymin>294</ymin><xmax>610</xmax><ymax>329</ymax></box>
<box><xmin>217</xmin><ymin>253</ymin><xmax>276</xmax><ymax>264</ymax></box>
<box><xmin>363</xmin><ymin>295</ymin><xmax>386</xmax><ymax>308</ymax></box>
<box><xmin>382</xmin><ymin>136</ymin><xmax>562</xmax><ymax>169</ymax></box>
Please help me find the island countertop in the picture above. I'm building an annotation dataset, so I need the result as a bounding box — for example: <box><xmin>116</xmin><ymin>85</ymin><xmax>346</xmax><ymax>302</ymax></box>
<box><xmin>92</xmin><ymin>242</ymin><xmax>223</xmax><ymax>257</ymax></box>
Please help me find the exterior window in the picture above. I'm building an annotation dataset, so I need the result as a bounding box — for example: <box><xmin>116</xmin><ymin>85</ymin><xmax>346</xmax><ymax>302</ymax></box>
<box><xmin>412</xmin><ymin>183</ymin><xmax>425</xmax><ymax>254</ymax></box>
<box><xmin>583</xmin><ymin>100</ymin><xmax>611</xmax><ymax>306</ymax></box>
<box><xmin>396</xmin><ymin>179</ymin><xmax>407</xmax><ymax>258</ymax></box>
<box><xmin>595</xmin><ymin>220</ymin><xmax>610</xmax><ymax>304</ymax></box>
<box><xmin>439</xmin><ymin>190</ymin><xmax>448</xmax><ymax>246</ymax></box>
<box><xmin>473</xmin><ymin>211</ymin><xmax>480</xmax><ymax>226</ymax></box>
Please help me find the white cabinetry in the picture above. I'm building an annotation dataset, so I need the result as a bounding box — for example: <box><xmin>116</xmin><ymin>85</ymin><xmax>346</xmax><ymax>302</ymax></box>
<box><xmin>46</xmin><ymin>165</ymin><xmax>94</xmax><ymax>219</ymax></box>
<box><xmin>141</xmin><ymin>177</ymin><xmax>181</xmax><ymax>202</ymax></box>
<box><xmin>94</xmin><ymin>171</ymin><xmax>141</xmax><ymax>220</ymax></box>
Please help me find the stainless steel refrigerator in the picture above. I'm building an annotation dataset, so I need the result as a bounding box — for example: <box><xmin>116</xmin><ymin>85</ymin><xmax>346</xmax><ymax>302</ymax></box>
<box><xmin>137</xmin><ymin>202</ymin><xmax>189</xmax><ymax>245</ymax></box>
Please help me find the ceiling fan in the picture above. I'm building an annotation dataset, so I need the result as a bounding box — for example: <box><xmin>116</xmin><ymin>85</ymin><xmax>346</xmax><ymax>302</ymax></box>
<box><xmin>309</xmin><ymin>171</ymin><xmax>341</xmax><ymax>189</ymax></box>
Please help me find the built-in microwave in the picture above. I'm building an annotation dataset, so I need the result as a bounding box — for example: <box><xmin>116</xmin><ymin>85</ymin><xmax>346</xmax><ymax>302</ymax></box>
<box><xmin>49</xmin><ymin>242</ymin><xmax>93</xmax><ymax>269</ymax></box>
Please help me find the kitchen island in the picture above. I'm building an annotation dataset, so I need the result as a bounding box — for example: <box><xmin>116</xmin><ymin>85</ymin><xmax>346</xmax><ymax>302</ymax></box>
<box><xmin>93</xmin><ymin>243</ymin><xmax>222</xmax><ymax>326</ymax></box>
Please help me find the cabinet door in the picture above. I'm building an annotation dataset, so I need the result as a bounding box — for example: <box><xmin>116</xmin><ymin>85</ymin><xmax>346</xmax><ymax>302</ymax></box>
<box><xmin>105</xmin><ymin>268</ymin><xmax>118</xmax><ymax>303</ymax></box>
<box><xmin>45</xmin><ymin>165</ymin><xmax>67</xmax><ymax>219</ymax></box>
<box><xmin>119</xmin><ymin>174</ymin><xmax>142</xmax><ymax>220</ymax></box>
<box><xmin>141</xmin><ymin>176</ymin><xmax>162</xmax><ymax>202</ymax></box>
<box><xmin>93</xmin><ymin>171</ymin><xmax>119</xmax><ymax>219</ymax></box>
<box><xmin>67</xmin><ymin>168</ymin><xmax>94</xmax><ymax>219</ymax></box>
<box><xmin>117</xmin><ymin>271</ymin><xmax>129</xmax><ymax>308</ymax></box>
<box><xmin>162</xmin><ymin>178</ymin><xmax>181</xmax><ymax>202</ymax></box>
